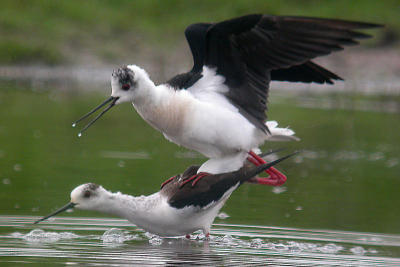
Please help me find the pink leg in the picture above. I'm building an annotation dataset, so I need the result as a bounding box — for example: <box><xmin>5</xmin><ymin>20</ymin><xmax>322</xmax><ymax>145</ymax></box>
<box><xmin>190</xmin><ymin>173</ymin><xmax>210</xmax><ymax>187</ymax></box>
<box><xmin>180</xmin><ymin>173</ymin><xmax>210</xmax><ymax>188</ymax></box>
<box><xmin>247</xmin><ymin>151</ymin><xmax>287</xmax><ymax>186</ymax></box>
<box><xmin>160</xmin><ymin>175</ymin><xmax>177</xmax><ymax>189</ymax></box>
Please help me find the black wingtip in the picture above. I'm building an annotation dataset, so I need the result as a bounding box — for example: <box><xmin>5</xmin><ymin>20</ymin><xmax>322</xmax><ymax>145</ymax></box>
<box><xmin>259</xmin><ymin>148</ymin><xmax>286</xmax><ymax>158</ymax></box>
<box><xmin>245</xmin><ymin>151</ymin><xmax>300</xmax><ymax>179</ymax></box>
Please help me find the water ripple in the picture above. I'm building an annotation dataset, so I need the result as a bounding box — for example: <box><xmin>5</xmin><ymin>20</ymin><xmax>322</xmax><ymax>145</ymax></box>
<box><xmin>1</xmin><ymin>216</ymin><xmax>400</xmax><ymax>266</ymax></box>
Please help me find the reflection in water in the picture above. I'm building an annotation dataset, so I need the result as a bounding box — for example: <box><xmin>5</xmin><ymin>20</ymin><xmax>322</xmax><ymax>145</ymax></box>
<box><xmin>1</xmin><ymin>83</ymin><xmax>399</xmax><ymax>266</ymax></box>
<box><xmin>1</xmin><ymin>216</ymin><xmax>400</xmax><ymax>266</ymax></box>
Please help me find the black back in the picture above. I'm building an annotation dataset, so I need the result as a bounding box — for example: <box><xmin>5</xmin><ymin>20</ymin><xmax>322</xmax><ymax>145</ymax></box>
<box><xmin>163</xmin><ymin>152</ymin><xmax>297</xmax><ymax>209</ymax></box>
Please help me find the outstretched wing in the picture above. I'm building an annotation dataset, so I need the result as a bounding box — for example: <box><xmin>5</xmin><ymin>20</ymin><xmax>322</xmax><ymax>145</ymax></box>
<box><xmin>167</xmin><ymin>15</ymin><xmax>381</xmax><ymax>132</ymax></box>
<box><xmin>166</xmin><ymin>23</ymin><xmax>213</xmax><ymax>90</ymax></box>
<box><xmin>203</xmin><ymin>14</ymin><xmax>381</xmax><ymax>129</ymax></box>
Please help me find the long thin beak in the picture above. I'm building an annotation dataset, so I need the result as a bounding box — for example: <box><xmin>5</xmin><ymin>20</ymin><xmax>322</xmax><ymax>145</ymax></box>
<box><xmin>34</xmin><ymin>202</ymin><xmax>76</xmax><ymax>224</ymax></box>
<box><xmin>72</xmin><ymin>96</ymin><xmax>119</xmax><ymax>136</ymax></box>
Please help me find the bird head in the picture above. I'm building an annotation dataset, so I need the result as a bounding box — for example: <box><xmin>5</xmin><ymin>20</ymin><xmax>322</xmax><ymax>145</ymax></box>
<box><xmin>69</xmin><ymin>183</ymin><xmax>108</xmax><ymax>211</ymax></box>
<box><xmin>73</xmin><ymin>65</ymin><xmax>153</xmax><ymax>136</ymax></box>
<box><xmin>34</xmin><ymin>183</ymin><xmax>109</xmax><ymax>224</ymax></box>
<box><xmin>110</xmin><ymin>65</ymin><xmax>150</xmax><ymax>105</ymax></box>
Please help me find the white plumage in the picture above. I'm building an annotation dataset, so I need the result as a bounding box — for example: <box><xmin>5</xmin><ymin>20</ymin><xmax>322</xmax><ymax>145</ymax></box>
<box><xmin>110</xmin><ymin>65</ymin><xmax>297</xmax><ymax>174</ymax></box>
<box><xmin>74</xmin><ymin>14</ymin><xmax>379</xmax><ymax>175</ymax></box>
<box><xmin>70</xmin><ymin>183</ymin><xmax>235</xmax><ymax>237</ymax></box>
<box><xmin>34</xmin><ymin>155</ymin><xmax>296</xmax><ymax>237</ymax></box>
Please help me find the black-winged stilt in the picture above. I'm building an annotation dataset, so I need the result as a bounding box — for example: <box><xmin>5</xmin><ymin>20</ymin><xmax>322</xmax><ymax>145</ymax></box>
<box><xmin>34</xmin><ymin>152</ymin><xmax>297</xmax><ymax>237</ymax></box>
<box><xmin>73</xmin><ymin>14</ymin><xmax>380</xmax><ymax>176</ymax></box>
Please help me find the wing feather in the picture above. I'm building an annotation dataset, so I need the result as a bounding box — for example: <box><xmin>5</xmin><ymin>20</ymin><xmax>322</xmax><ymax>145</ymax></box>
<box><xmin>167</xmin><ymin>14</ymin><xmax>381</xmax><ymax>132</ymax></box>
<box><xmin>202</xmin><ymin>15</ymin><xmax>381</xmax><ymax>130</ymax></box>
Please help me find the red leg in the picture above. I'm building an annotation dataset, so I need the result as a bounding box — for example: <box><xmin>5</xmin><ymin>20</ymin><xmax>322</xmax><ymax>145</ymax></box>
<box><xmin>190</xmin><ymin>173</ymin><xmax>209</xmax><ymax>187</ymax></box>
<box><xmin>160</xmin><ymin>175</ymin><xmax>177</xmax><ymax>189</ymax></box>
<box><xmin>180</xmin><ymin>173</ymin><xmax>210</xmax><ymax>188</ymax></box>
<box><xmin>247</xmin><ymin>151</ymin><xmax>287</xmax><ymax>186</ymax></box>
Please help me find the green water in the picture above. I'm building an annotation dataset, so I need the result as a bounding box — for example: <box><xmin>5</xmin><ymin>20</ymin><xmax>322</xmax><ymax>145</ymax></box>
<box><xmin>2</xmin><ymin>216</ymin><xmax>400</xmax><ymax>266</ymax></box>
<box><xmin>0</xmin><ymin>85</ymin><xmax>399</xmax><ymax>236</ymax></box>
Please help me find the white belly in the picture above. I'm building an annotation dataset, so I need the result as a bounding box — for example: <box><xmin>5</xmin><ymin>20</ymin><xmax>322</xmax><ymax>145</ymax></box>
<box><xmin>130</xmin><ymin>197</ymin><xmax>231</xmax><ymax>237</ymax></box>
<box><xmin>164</xmin><ymin>101</ymin><xmax>264</xmax><ymax>158</ymax></box>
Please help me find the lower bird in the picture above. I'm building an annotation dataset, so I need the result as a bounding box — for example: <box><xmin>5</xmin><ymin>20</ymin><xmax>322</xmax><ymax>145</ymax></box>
<box><xmin>34</xmin><ymin>152</ymin><xmax>296</xmax><ymax>237</ymax></box>
<box><xmin>73</xmin><ymin>14</ymin><xmax>381</xmax><ymax>182</ymax></box>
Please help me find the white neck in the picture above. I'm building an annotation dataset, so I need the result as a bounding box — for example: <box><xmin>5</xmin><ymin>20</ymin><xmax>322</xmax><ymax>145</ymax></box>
<box><xmin>79</xmin><ymin>186</ymin><xmax>235</xmax><ymax>237</ymax></box>
<box><xmin>97</xmin><ymin>190</ymin><xmax>159</xmax><ymax>216</ymax></box>
<box><xmin>132</xmin><ymin>84</ymin><xmax>191</xmax><ymax>136</ymax></box>
<box><xmin>91</xmin><ymin>191</ymin><xmax>170</xmax><ymax>231</ymax></box>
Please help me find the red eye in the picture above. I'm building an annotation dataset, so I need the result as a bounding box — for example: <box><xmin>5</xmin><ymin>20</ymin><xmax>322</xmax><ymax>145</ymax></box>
<box><xmin>122</xmin><ymin>85</ymin><xmax>130</xmax><ymax>91</ymax></box>
<box><xmin>83</xmin><ymin>191</ymin><xmax>91</xmax><ymax>198</ymax></box>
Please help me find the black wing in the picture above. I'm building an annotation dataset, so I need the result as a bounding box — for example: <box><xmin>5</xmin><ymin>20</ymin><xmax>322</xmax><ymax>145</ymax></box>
<box><xmin>165</xmin><ymin>152</ymin><xmax>297</xmax><ymax>209</ymax></box>
<box><xmin>167</xmin><ymin>15</ymin><xmax>380</xmax><ymax>132</ymax></box>
<box><xmin>166</xmin><ymin>169</ymin><xmax>244</xmax><ymax>210</ymax></box>
<box><xmin>204</xmin><ymin>14</ymin><xmax>381</xmax><ymax>131</ymax></box>
<box><xmin>271</xmin><ymin>61</ymin><xmax>343</xmax><ymax>84</ymax></box>
<box><xmin>166</xmin><ymin>23</ymin><xmax>213</xmax><ymax>90</ymax></box>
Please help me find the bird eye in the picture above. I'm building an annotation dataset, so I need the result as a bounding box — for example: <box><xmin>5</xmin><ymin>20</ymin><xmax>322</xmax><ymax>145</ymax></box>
<box><xmin>122</xmin><ymin>85</ymin><xmax>130</xmax><ymax>91</ymax></box>
<box><xmin>83</xmin><ymin>191</ymin><xmax>91</xmax><ymax>198</ymax></box>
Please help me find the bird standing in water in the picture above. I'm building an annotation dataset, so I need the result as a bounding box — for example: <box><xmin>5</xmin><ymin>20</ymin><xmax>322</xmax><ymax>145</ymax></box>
<box><xmin>74</xmin><ymin>14</ymin><xmax>380</xmax><ymax>181</ymax></box>
<box><xmin>35</xmin><ymin>152</ymin><xmax>297</xmax><ymax>237</ymax></box>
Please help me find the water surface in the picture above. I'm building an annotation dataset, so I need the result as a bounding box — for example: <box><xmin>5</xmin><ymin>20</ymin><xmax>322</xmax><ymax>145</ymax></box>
<box><xmin>2</xmin><ymin>216</ymin><xmax>400</xmax><ymax>266</ymax></box>
<box><xmin>0</xmin><ymin>80</ymin><xmax>399</xmax><ymax>265</ymax></box>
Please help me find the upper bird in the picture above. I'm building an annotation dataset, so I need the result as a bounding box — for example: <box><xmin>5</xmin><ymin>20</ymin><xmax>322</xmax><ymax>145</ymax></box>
<box><xmin>74</xmin><ymin>14</ymin><xmax>380</xmax><ymax>174</ymax></box>
<box><xmin>34</xmin><ymin>152</ymin><xmax>296</xmax><ymax>237</ymax></box>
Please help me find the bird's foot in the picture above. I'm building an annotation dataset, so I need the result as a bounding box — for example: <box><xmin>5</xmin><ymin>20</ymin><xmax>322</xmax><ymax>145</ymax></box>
<box><xmin>160</xmin><ymin>175</ymin><xmax>178</xmax><ymax>189</ymax></box>
<box><xmin>247</xmin><ymin>151</ymin><xmax>287</xmax><ymax>186</ymax></box>
<box><xmin>180</xmin><ymin>172</ymin><xmax>210</xmax><ymax>188</ymax></box>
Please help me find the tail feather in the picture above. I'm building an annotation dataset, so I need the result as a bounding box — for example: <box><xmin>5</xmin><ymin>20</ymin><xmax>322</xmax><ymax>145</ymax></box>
<box><xmin>241</xmin><ymin>151</ymin><xmax>300</xmax><ymax>182</ymax></box>
<box><xmin>266</xmin><ymin>121</ymin><xmax>300</xmax><ymax>141</ymax></box>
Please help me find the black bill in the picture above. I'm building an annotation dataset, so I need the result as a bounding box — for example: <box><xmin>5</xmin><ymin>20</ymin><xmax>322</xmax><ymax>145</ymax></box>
<box><xmin>72</xmin><ymin>96</ymin><xmax>119</xmax><ymax>136</ymax></box>
<box><xmin>34</xmin><ymin>202</ymin><xmax>76</xmax><ymax>224</ymax></box>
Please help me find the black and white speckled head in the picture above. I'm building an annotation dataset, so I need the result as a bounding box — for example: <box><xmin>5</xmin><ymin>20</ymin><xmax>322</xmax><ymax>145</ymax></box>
<box><xmin>112</xmin><ymin>66</ymin><xmax>135</xmax><ymax>89</ymax></box>
<box><xmin>72</xmin><ymin>65</ymin><xmax>155</xmax><ymax>136</ymax></box>
<box><xmin>111</xmin><ymin>65</ymin><xmax>154</xmax><ymax>104</ymax></box>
